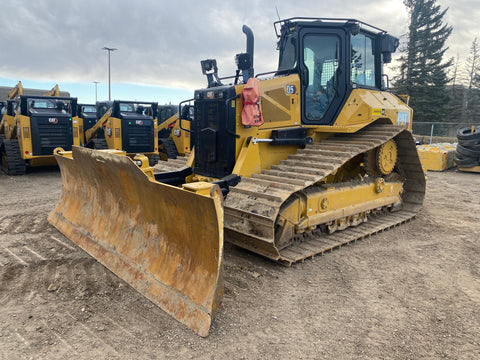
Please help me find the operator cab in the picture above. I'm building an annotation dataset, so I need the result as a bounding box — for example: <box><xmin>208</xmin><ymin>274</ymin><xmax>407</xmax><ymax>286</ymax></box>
<box><xmin>276</xmin><ymin>18</ymin><xmax>398</xmax><ymax>125</ymax></box>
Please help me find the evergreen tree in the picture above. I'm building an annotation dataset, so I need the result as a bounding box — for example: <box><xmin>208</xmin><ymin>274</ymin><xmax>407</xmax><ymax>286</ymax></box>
<box><xmin>464</xmin><ymin>38</ymin><xmax>480</xmax><ymax>123</ymax></box>
<box><xmin>465</xmin><ymin>38</ymin><xmax>480</xmax><ymax>90</ymax></box>
<box><xmin>448</xmin><ymin>54</ymin><xmax>466</xmax><ymax>122</ymax></box>
<box><xmin>394</xmin><ymin>0</ymin><xmax>453</xmax><ymax>122</ymax></box>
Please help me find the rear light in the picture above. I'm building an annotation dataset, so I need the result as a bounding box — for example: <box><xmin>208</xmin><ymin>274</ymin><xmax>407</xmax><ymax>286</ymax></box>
<box><xmin>23</xmin><ymin>127</ymin><xmax>30</xmax><ymax>138</ymax></box>
<box><xmin>25</xmin><ymin>151</ymin><xmax>29</xmax><ymax>155</ymax></box>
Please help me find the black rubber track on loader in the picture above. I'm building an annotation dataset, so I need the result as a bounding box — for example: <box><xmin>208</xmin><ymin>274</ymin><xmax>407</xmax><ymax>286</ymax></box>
<box><xmin>159</xmin><ymin>138</ymin><xmax>178</xmax><ymax>159</ymax></box>
<box><xmin>1</xmin><ymin>139</ymin><xmax>27</xmax><ymax>175</ymax></box>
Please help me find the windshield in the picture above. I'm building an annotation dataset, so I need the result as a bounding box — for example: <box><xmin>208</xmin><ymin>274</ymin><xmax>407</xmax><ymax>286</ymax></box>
<box><xmin>82</xmin><ymin>105</ymin><xmax>96</xmax><ymax>113</ymax></box>
<box><xmin>29</xmin><ymin>99</ymin><xmax>55</xmax><ymax>109</ymax></box>
<box><xmin>120</xmin><ymin>103</ymin><xmax>135</xmax><ymax>112</ymax></box>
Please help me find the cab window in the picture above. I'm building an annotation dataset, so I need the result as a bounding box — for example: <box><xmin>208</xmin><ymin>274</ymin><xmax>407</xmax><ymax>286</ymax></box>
<box><xmin>159</xmin><ymin>107</ymin><xmax>174</xmax><ymax>122</ymax></box>
<box><xmin>99</xmin><ymin>105</ymin><xmax>109</xmax><ymax>117</ymax></box>
<box><xmin>120</xmin><ymin>103</ymin><xmax>134</xmax><ymax>112</ymax></box>
<box><xmin>351</xmin><ymin>33</ymin><xmax>376</xmax><ymax>87</ymax></box>
<box><xmin>82</xmin><ymin>106</ymin><xmax>96</xmax><ymax>113</ymax></box>
<box><xmin>278</xmin><ymin>34</ymin><xmax>297</xmax><ymax>71</ymax></box>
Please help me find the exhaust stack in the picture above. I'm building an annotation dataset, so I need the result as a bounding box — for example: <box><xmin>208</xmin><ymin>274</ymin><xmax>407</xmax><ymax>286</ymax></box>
<box><xmin>236</xmin><ymin>25</ymin><xmax>255</xmax><ymax>83</ymax></box>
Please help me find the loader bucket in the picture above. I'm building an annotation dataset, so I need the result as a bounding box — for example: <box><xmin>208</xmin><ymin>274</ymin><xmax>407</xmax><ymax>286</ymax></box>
<box><xmin>48</xmin><ymin>147</ymin><xmax>224</xmax><ymax>337</ymax></box>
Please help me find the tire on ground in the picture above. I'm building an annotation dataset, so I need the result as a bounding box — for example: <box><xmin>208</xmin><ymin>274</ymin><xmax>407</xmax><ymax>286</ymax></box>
<box><xmin>457</xmin><ymin>126</ymin><xmax>480</xmax><ymax>141</ymax></box>
<box><xmin>454</xmin><ymin>154</ymin><xmax>478</xmax><ymax>167</ymax></box>
<box><xmin>456</xmin><ymin>144</ymin><xmax>480</xmax><ymax>158</ymax></box>
<box><xmin>458</xmin><ymin>138</ymin><xmax>480</xmax><ymax>148</ymax></box>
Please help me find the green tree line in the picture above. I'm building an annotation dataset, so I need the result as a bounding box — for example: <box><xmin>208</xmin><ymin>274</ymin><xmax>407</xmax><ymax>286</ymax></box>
<box><xmin>394</xmin><ymin>0</ymin><xmax>480</xmax><ymax>125</ymax></box>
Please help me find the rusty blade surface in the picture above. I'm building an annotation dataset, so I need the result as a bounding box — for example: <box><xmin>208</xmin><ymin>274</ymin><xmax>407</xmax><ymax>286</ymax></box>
<box><xmin>48</xmin><ymin>147</ymin><xmax>224</xmax><ymax>337</ymax></box>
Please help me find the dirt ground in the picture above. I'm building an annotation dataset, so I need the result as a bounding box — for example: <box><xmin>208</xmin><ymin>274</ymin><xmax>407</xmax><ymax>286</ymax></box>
<box><xmin>0</xmin><ymin>167</ymin><xmax>479</xmax><ymax>360</ymax></box>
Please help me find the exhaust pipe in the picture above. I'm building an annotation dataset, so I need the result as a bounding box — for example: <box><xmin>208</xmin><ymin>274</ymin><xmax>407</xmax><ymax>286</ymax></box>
<box><xmin>235</xmin><ymin>25</ymin><xmax>254</xmax><ymax>83</ymax></box>
<box><xmin>241</xmin><ymin>25</ymin><xmax>254</xmax><ymax>81</ymax></box>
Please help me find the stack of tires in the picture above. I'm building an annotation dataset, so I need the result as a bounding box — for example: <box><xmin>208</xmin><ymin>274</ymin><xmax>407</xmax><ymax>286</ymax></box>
<box><xmin>455</xmin><ymin>126</ymin><xmax>480</xmax><ymax>168</ymax></box>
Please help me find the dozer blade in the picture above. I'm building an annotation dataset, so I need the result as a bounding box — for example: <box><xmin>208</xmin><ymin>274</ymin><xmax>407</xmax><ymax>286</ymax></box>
<box><xmin>48</xmin><ymin>147</ymin><xmax>224</xmax><ymax>337</ymax></box>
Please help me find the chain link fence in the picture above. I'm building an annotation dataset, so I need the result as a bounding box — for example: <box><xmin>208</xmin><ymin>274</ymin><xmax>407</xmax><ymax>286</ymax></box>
<box><xmin>412</xmin><ymin>122</ymin><xmax>479</xmax><ymax>144</ymax></box>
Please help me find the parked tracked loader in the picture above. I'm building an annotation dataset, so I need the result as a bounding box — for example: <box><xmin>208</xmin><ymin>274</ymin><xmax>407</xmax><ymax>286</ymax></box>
<box><xmin>73</xmin><ymin>103</ymin><xmax>97</xmax><ymax>145</ymax></box>
<box><xmin>157</xmin><ymin>104</ymin><xmax>193</xmax><ymax>159</ymax></box>
<box><xmin>49</xmin><ymin>18</ymin><xmax>426</xmax><ymax>336</ymax></box>
<box><xmin>1</xmin><ymin>94</ymin><xmax>82</xmax><ymax>174</ymax></box>
<box><xmin>0</xmin><ymin>81</ymin><xmax>24</xmax><ymax>143</ymax></box>
<box><xmin>82</xmin><ymin>100</ymin><xmax>160</xmax><ymax>164</ymax></box>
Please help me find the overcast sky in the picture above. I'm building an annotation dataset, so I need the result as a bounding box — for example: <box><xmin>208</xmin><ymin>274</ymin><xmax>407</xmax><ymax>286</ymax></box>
<box><xmin>0</xmin><ymin>0</ymin><xmax>478</xmax><ymax>104</ymax></box>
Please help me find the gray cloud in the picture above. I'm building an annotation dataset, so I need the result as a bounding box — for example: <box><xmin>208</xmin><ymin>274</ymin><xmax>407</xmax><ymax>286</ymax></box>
<box><xmin>0</xmin><ymin>0</ymin><xmax>476</xmax><ymax>91</ymax></box>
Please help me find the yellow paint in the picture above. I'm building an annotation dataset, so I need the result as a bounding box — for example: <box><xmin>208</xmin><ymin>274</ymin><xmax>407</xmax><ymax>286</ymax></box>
<box><xmin>158</xmin><ymin>113</ymin><xmax>191</xmax><ymax>156</ymax></box>
<box><xmin>183</xmin><ymin>182</ymin><xmax>217</xmax><ymax>197</ymax></box>
<box><xmin>1</xmin><ymin>114</ymin><xmax>16</xmax><ymax>139</ymax></box>
<box><xmin>417</xmin><ymin>144</ymin><xmax>455</xmax><ymax>171</ymax></box>
<box><xmin>458</xmin><ymin>165</ymin><xmax>480</xmax><ymax>173</ymax></box>
<box><xmin>232</xmin><ymin>137</ymin><xmax>262</xmax><ymax>177</ymax></box>
<box><xmin>288</xmin><ymin>180</ymin><xmax>403</xmax><ymax>231</ymax></box>
<box><xmin>7</xmin><ymin>81</ymin><xmax>23</xmax><ymax>99</ymax></box>
<box><xmin>49</xmin><ymin>147</ymin><xmax>224</xmax><ymax>336</ymax></box>
<box><xmin>72</xmin><ymin>116</ymin><xmax>83</xmax><ymax>146</ymax></box>
<box><xmin>16</xmin><ymin>115</ymin><xmax>33</xmax><ymax>157</ymax></box>
<box><xmin>321</xmin><ymin>89</ymin><xmax>413</xmax><ymax>132</ymax></box>
<box><xmin>225</xmin><ymin>78</ymin><xmax>414</xmax><ymax>178</ymax></box>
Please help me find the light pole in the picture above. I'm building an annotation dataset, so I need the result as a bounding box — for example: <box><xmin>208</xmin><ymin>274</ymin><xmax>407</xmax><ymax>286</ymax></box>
<box><xmin>102</xmin><ymin>47</ymin><xmax>117</xmax><ymax>101</ymax></box>
<box><xmin>93</xmin><ymin>81</ymin><xmax>99</xmax><ymax>102</ymax></box>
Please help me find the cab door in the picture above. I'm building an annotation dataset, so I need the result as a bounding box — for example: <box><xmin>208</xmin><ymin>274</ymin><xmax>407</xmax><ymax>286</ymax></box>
<box><xmin>299</xmin><ymin>27</ymin><xmax>348</xmax><ymax>125</ymax></box>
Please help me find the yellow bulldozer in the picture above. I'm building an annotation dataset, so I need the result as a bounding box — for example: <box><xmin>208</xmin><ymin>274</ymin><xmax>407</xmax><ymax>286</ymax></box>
<box><xmin>48</xmin><ymin>18</ymin><xmax>425</xmax><ymax>336</ymax></box>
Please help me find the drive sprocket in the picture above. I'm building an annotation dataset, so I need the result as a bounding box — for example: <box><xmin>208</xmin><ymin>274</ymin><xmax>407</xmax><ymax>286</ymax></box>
<box><xmin>376</xmin><ymin>139</ymin><xmax>397</xmax><ymax>175</ymax></box>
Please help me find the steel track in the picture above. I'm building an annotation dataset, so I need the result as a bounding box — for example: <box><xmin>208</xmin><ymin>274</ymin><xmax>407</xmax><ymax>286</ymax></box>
<box><xmin>223</xmin><ymin>124</ymin><xmax>426</xmax><ymax>266</ymax></box>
